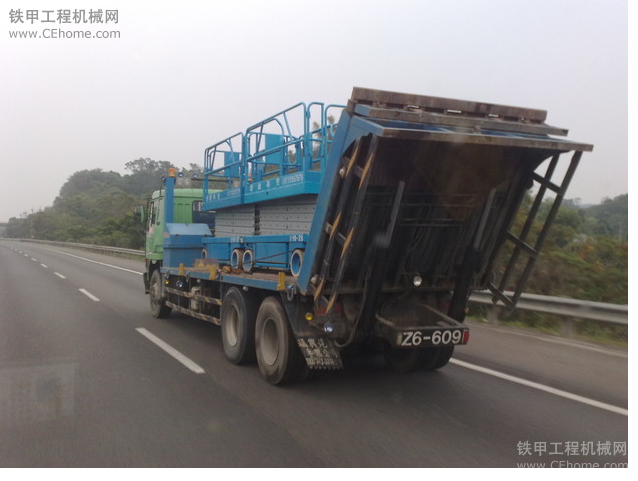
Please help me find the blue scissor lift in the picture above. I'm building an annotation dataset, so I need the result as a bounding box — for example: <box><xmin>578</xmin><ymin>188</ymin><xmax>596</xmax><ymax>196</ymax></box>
<box><xmin>201</xmin><ymin>101</ymin><xmax>343</xmax><ymax>278</ymax></box>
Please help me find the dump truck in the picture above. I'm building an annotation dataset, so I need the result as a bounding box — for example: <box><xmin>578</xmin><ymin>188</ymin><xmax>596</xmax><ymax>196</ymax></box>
<box><xmin>142</xmin><ymin>87</ymin><xmax>592</xmax><ymax>385</ymax></box>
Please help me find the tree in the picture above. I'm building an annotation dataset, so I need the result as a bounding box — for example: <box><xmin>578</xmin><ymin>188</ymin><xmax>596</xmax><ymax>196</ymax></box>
<box><xmin>123</xmin><ymin>158</ymin><xmax>176</xmax><ymax>195</ymax></box>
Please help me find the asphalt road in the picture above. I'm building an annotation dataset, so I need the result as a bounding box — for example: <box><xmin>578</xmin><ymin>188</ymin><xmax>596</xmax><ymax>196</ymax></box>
<box><xmin>0</xmin><ymin>240</ymin><xmax>628</xmax><ymax>467</ymax></box>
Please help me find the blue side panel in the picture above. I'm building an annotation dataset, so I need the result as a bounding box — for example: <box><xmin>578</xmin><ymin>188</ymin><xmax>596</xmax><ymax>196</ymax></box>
<box><xmin>205</xmin><ymin>171</ymin><xmax>322</xmax><ymax>208</ymax></box>
<box><xmin>295</xmin><ymin>110</ymin><xmax>396</xmax><ymax>294</ymax></box>
<box><xmin>296</xmin><ymin>111</ymin><xmax>355</xmax><ymax>293</ymax></box>
<box><xmin>202</xmin><ymin>234</ymin><xmax>308</xmax><ymax>271</ymax></box>
<box><xmin>248</xmin><ymin>235</ymin><xmax>306</xmax><ymax>269</ymax></box>
<box><xmin>204</xmin><ymin>242</ymin><xmax>231</xmax><ymax>264</ymax></box>
<box><xmin>251</xmin><ymin>134</ymin><xmax>284</xmax><ymax>182</ymax></box>
<box><xmin>164</xmin><ymin>176</ymin><xmax>175</xmax><ymax>225</ymax></box>
<box><xmin>265</xmin><ymin>133</ymin><xmax>285</xmax><ymax>174</ymax></box>
<box><xmin>204</xmin><ymin>187</ymin><xmax>244</xmax><ymax>210</ymax></box>
<box><xmin>244</xmin><ymin>171</ymin><xmax>322</xmax><ymax>203</ymax></box>
<box><xmin>163</xmin><ymin>223</ymin><xmax>212</xmax><ymax>268</ymax></box>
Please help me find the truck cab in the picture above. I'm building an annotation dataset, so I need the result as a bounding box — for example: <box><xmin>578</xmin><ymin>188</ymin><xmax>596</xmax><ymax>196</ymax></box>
<box><xmin>143</xmin><ymin>177</ymin><xmax>215</xmax><ymax>293</ymax></box>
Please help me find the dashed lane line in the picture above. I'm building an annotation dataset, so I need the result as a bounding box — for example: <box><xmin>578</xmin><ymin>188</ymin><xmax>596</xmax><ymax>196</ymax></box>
<box><xmin>13</xmin><ymin>247</ymin><xmax>201</xmax><ymax>375</ymax></box>
<box><xmin>136</xmin><ymin>328</ymin><xmax>205</xmax><ymax>374</ymax></box>
<box><xmin>79</xmin><ymin>288</ymin><xmax>100</xmax><ymax>302</ymax></box>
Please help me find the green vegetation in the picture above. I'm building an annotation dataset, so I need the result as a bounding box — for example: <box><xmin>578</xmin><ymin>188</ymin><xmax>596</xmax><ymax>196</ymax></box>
<box><xmin>525</xmin><ymin>195</ymin><xmax>627</xmax><ymax>304</ymax></box>
<box><xmin>4</xmin><ymin>158</ymin><xmax>203</xmax><ymax>248</ymax></box>
<box><xmin>477</xmin><ymin>194</ymin><xmax>628</xmax><ymax>344</ymax></box>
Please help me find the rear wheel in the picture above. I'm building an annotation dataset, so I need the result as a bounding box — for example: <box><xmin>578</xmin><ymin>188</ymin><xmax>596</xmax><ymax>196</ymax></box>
<box><xmin>149</xmin><ymin>270</ymin><xmax>171</xmax><ymax>318</ymax></box>
<box><xmin>430</xmin><ymin>346</ymin><xmax>454</xmax><ymax>370</ymax></box>
<box><xmin>255</xmin><ymin>297</ymin><xmax>307</xmax><ymax>385</ymax></box>
<box><xmin>221</xmin><ymin>287</ymin><xmax>257</xmax><ymax>364</ymax></box>
<box><xmin>385</xmin><ymin>345</ymin><xmax>455</xmax><ymax>372</ymax></box>
<box><xmin>384</xmin><ymin>346</ymin><xmax>439</xmax><ymax>373</ymax></box>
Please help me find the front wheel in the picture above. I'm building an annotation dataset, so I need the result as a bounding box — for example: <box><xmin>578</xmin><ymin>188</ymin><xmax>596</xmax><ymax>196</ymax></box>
<box><xmin>149</xmin><ymin>270</ymin><xmax>171</xmax><ymax>318</ymax></box>
<box><xmin>255</xmin><ymin>297</ymin><xmax>307</xmax><ymax>385</ymax></box>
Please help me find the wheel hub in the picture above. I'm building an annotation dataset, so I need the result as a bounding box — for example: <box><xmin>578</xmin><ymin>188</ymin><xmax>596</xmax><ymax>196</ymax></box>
<box><xmin>261</xmin><ymin>317</ymin><xmax>279</xmax><ymax>366</ymax></box>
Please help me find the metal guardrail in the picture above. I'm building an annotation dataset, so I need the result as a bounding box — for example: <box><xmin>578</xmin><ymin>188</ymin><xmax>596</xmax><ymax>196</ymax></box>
<box><xmin>469</xmin><ymin>291</ymin><xmax>627</xmax><ymax>338</ymax></box>
<box><xmin>13</xmin><ymin>239</ymin><xmax>627</xmax><ymax>333</ymax></box>
<box><xmin>18</xmin><ymin>238</ymin><xmax>145</xmax><ymax>257</ymax></box>
<box><xmin>469</xmin><ymin>291</ymin><xmax>628</xmax><ymax>325</ymax></box>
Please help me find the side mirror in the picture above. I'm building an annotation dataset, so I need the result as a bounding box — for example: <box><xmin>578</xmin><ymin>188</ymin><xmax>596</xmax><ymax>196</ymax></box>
<box><xmin>134</xmin><ymin>205</ymin><xmax>146</xmax><ymax>224</ymax></box>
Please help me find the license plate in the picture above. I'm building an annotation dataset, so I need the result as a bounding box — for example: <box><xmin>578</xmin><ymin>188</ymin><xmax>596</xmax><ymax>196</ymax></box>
<box><xmin>397</xmin><ymin>328</ymin><xmax>469</xmax><ymax>347</ymax></box>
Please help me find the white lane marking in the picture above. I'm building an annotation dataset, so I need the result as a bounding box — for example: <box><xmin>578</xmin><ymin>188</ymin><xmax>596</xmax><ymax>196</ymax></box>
<box><xmin>450</xmin><ymin>359</ymin><xmax>628</xmax><ymax>416</ymax></box>
<box><xmin>54</xmin><ymin>272</ymin><xmax>66</xmax><ymax>279</ymax></box>
<box><xmin>40</xmin><ymin>263</ymin><xmax>48</xmax><ymax>268</ymax></box>
<box><xmin>31</xmin><ymin>258</ymin><xmax>37</xmax><ymax>262</ymax></box>
<box><xmin>46</xmin><ymin>248</ymin><xmax>144</xmax><ymax>275</ymax></box>
<box><xmin>23</xmin><ymin>253</ymin><xmax>28</xmax><ymax>257</ymax></box>
<box><xmin>136</xmin><ymin>328</ymin><xmax>205</xmax><ymax>374</ymax></box>
<box><xmin>79</xmin><ymin>288</ymin><xmax>100</xmax><ymax>302</ymax></box>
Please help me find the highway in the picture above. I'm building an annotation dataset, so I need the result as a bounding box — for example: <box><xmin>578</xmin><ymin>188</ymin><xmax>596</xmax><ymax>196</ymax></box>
<box><xmin>0</xmin><ymin>239</ymin><xmax>628</xmax><ymax>467</ymax></box>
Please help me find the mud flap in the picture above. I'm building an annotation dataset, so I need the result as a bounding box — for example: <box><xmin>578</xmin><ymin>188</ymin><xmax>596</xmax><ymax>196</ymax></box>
<box><xmin>143</xmin><ymin>271</ymin><xmax>150</xmax><ymax>294</ymax></box>
<box><xmin>280</xmin><ymin>295</ymin><xmax>343</xmax><ymax>370</ymax></box>
<box><xmin>296</xmin><ymin>337</ymin><xmax>343</xmax><ymax>370</ymax></box>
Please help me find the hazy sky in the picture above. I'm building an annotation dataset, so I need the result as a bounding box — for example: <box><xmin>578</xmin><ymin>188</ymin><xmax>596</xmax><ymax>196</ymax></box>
<box><xmin>0</xmin><ymin>0</ymin><xmax>628</xmax><ymax>222</ymax></box>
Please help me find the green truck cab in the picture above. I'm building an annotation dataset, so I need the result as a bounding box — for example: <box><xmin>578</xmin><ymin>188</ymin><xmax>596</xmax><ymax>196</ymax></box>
<box><xmin>142</xmin><ymin>182</ymin><xmax>214</xmax><ymax>293</ymax></box>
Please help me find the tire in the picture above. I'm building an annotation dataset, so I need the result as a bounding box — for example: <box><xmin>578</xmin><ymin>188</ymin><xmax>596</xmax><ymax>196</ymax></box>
<box><xmin>384</xmin><ymin>346</ymin><xmax>439</xmax><ymax>373</ymax></box>
<box><xmin>384</xmin><ymin>345</ymin><xmax>455</xmax><ymax>372</ymax></box>
<box><xmin>149</xmin><ymin>270</ymin><xmax>171</xmax><ymax>318</ymax></box>
<box><xmin>255</xmin><ymin>297</ymin><xmax>307</xmax><ymax>385</ymax></box>
<box><xmin>430</xmin><ymin>346</ymin><xmax>454</xmax><ymax>370</ymax></box>
<box><xmin>221</xmin><ymin>287</ymin><xmax>257</xmax><ymax>364</ymax></box>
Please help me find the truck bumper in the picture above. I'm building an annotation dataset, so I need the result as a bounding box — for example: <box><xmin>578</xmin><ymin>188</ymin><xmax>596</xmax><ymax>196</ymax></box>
<box><xmin>375</xmin><ymin>300</ymin><xmax>469</xmax><ymax>349</ymax></box>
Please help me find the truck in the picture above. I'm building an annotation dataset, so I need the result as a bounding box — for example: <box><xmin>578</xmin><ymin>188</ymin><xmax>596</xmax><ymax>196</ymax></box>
<box><xmin>142</xmin><ymin>87</ymin><xmax>592</xmax><ymax>385</ymax></box>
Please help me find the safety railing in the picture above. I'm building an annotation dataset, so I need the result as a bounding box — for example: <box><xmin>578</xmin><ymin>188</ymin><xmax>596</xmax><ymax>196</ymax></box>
<box><xmin>202</xmin><ymin>102</ymin><xmax>343</xmax><ymax>207</ymax></box>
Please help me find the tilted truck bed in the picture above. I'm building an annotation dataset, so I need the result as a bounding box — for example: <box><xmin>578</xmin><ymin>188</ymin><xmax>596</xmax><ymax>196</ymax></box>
<box><xmin>298</xmin><ymin>88</ymin><xmax>592</xmax><ymax>318</ymax></box>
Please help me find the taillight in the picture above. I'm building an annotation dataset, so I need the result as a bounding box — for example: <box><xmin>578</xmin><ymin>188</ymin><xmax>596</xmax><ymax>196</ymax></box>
<box><xmin>462</xmin><ymin>330</ymin><xmax>470</xmax><ymax>344</ymax></box>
